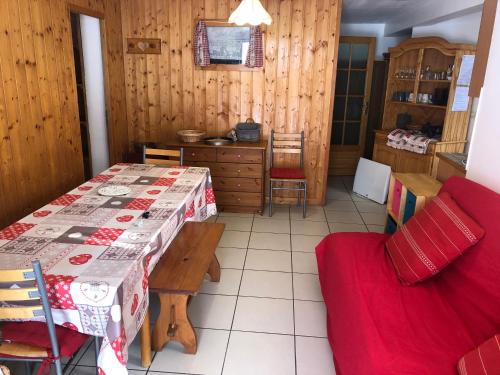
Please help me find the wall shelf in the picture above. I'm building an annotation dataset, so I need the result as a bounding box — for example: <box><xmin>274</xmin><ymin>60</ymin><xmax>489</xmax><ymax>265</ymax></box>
<box><xmin>419</xmin><ymin>79</ymin><xmax>452</xmax><ymax>84</ymax></box>
<box><xmin>390</xmin><ymin>101</ymin><xmax>447</xmax><ymax>110</ymax></box>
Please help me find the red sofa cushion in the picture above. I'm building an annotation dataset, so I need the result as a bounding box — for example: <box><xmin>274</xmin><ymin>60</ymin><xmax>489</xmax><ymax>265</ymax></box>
<box><xmin>386</xmin><ymin>191</ymin><xmax>485</xmax><ymax>284</ymax></box>
<box><xmin>457</xmin><ymin>334</ymin><xmax>500</xmax><ymax>375</ymax></box>
<box><xmin>316</xmin><ymin>232</ymin><xmax>478</xmax><ymax>375</ymax></box>
<box><xmin>270</xmin><ymin>167</ymin><xmax>305</xmax><ymax>179</ymax></box>
<box><xmin>1</xmin><ymin>321</ymin><xmax>88</xmax><ymax>357</ymax></box>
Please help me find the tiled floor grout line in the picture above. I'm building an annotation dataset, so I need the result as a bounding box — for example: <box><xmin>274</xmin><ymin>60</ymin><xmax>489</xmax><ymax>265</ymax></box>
<box><xmin>223</xmin><ymin>267</ymin><xmax>318</xmax><ymax>276</ymax></box>
<box><xmin>219</xmin><ymin>212</ymin><xmax>254</xmax><ymax>375</ymax></box>
<box><xmin>197</xmin><ymin>292</ymin><xmax>322</xmax><ymax>303</ymax></box>
<box><xmin>188</xmin><ymin>326</ymin><xmax>328</xmax><ymax>340</ymax></box>
<box><xmin>288</xmin><ymin>205</ymin><xmax>299</xmax><ymax>375</ymax></box>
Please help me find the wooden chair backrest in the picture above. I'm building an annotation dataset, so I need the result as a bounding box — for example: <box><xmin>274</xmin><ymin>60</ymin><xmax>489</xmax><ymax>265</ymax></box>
<box><xmin>0</xmin><ymin>261</ymin><xmax>61</xmax><ymax>362</ymax></box>
<box><xmin>270</xmin><ymin>130</ymin><xmax>304</xmax><ymax>168</ymax></box>
<box><xmin>143</xmin><ymin>146</ymin><xmax>184</xmax><ymax>167</ymax></box>
<box><xmin>0</xmin><ymin>266</ymin><xmax>44</xmax><ymax>320</ymax></box>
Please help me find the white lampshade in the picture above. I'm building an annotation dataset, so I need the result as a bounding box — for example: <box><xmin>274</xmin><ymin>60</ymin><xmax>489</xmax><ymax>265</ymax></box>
<box><xmin>228</xmin><ymin>0</ymin><xmax>272</xmax><ymax>26</ymax></box>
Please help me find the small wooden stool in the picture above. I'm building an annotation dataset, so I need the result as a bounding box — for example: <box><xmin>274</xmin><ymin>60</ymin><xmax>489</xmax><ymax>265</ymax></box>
<box><xmin>140</xmin><ymin>222</ymin><xmax>224</xmax><ymax>367</ymax></box>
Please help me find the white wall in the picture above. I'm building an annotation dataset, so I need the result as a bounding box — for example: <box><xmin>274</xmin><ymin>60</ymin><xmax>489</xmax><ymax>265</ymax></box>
<box><xmin>386</xmin><ymin>0</ymin><xmax>483</xmax><ymax>35</ymax></box>
<box><xmin>412</xmin><ymin>10</ymin><xmax>482</xmax><ymax>44</ymax></box>
<box><xmin>341</xmin><ymin>23</ymin><xmax>409</xmax><ymax>60</ymax></box>
<box><xmin>466</xmin><ymin>4</ymin><xmax>500</xmax><ymax>192</ymax></box>
<box><xmin>80</xmin><ymin>15</ymin><xmax>109</xmax><ymax>176</ymax></box>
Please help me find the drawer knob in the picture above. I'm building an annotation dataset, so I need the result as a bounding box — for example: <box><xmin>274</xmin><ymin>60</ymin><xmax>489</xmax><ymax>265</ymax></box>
<box><xmin>191</xmin><ymin>152</ymin><xmax>196</xmax><ymax>156</ymax></box>
<box><xmin>237</xmin><ymin>169</ymin><xmax>241</xmax><ymax>173</ymax></box>
<box><xmin>237</xmin><ymin>198</ymin><xmax>241</xmax><ymax>202</ymax></box>
<box><xmin>237</xmin><ymin>184</ymin><xmax>241</xmax><ymax>187</ymax></box>
<box><xmin>237</xmin><ymin>154</ymin><xmax>241</xmax><ymax>158</ymax></box>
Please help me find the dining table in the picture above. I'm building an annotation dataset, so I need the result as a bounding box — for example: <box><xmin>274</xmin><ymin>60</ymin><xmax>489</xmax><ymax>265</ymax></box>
<box><xmin>0</xmin><ymin>163</ymin><xmax>217</xmax><ymax>375</ymax></box>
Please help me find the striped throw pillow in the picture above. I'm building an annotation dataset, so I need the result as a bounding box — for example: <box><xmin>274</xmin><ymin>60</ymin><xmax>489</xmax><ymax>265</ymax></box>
<box><xmin>386</xmin><ymin>192</ymin><xmax>485</xmax><ymax>284</ymax></box>
<box><xmin>457</xmin><ymin>334</ymin><xmax>500</xmax><ymax>375</ymax></box>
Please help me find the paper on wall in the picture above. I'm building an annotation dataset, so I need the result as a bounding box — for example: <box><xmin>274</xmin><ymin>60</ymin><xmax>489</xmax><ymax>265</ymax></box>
<box><xmin>452</xmin><ymin>86</ymin><xmax>470</xmax><ymax>112</ymax></box>
<box><xmin>457</xmin><ymin>55</ymin><xmax>475</xmax><ymax>86</ymax></box>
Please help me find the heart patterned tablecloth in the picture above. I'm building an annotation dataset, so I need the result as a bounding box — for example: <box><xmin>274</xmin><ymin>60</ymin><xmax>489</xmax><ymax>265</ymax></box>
<box><xmin>0</xmin><ymin>163</ymin><xmax>217</xmax><ymax>374</ymax></box>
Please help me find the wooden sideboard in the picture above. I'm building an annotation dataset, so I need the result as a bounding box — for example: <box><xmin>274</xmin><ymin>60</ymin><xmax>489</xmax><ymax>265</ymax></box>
<box><xmin>136</xmin><ymin>140</ymin><xmax>267</xmax><ymax>214</ymax></box>
<box><xmin>373</xmin><ymin>130</ymin><xmax>434</xmax><ymax>173</ymax></box>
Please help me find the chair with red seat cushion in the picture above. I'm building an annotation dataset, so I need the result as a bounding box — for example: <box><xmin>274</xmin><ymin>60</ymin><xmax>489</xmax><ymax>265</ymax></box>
<box><xmin>269</xmin><ymin>130</ymin><xmax>308</xmax><ymax>218</ymax></box>
<box><xmin>0</xmin><ymin>261</ymin><xmax>92</xmax><ymax>375</ymax></box>
<box><xmin>270</xmin><ymin>167</ymin><xmax>306</xmax><ymax>180</ymax></box>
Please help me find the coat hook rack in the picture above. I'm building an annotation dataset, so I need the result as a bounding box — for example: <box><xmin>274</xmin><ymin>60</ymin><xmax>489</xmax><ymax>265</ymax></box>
<box><xmin>127</xmin><ymin>38</ymin><xmax>162</xmax><ymax>54</ymax></box>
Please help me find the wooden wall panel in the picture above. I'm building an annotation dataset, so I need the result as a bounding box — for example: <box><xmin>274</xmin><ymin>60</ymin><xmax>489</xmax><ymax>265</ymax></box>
<box><xmin>121</xmin><ymin>0</ymin><xmax>342</xmax><ymax>204</ymax></box>
<box><xmin>0</xmin><ymin>0</ymin><xmax>128</xmax><ymax>229</ymax></box>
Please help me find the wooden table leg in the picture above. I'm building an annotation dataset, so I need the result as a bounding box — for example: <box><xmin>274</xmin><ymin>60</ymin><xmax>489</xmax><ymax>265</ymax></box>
<box><xmin>140</xmin><ymin>310</ymin><xmax>152</xmax><ymax>368</ymax></box>
<box><xmin>207</xmin><ymin>254</ymin><xmax>220</xmax><ymax>282</ymax></box>
<box><xmin>152</xmin><ymin>294</ymin><xmax>197</xmax><ymax>354</ymax></box>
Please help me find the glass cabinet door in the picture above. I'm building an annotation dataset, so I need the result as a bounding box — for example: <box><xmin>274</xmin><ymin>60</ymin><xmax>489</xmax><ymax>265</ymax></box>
<box><xmin>330</xmin><ymin>37</ymin><xmax>375</xmax><ymax>175</ymax></box>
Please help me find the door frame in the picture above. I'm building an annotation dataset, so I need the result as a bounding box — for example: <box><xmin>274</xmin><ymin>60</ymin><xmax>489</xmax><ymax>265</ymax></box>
<box><xmin>329</xmin><ymin>36</ymin><xmax>376</xmax><ymax>175</ymax></box>
<box><xmin>67</xmin><ymin>4</ymin><xmax>112</xmax><ymax>175</ymax></box>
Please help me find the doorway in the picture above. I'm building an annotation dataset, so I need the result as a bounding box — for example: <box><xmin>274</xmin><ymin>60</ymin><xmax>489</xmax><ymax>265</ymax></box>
<box><xmin>70</xmin><ymin>12</ymin><xmax>109</xmax><ymax>179</ymax></box>
<box><xmin>329</xmin><ymin>37</ymin><xmax>375</xmax><ymax>176</ymax></box>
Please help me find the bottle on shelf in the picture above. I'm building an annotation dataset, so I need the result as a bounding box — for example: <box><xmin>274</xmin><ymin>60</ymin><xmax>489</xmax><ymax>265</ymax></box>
<box><xmin>446</xmin><ymin>64</ymin><xmax>454</xmax><ymax>80</ymax></box>
<box><xmin>424</xmin><ymin>65</ymin><xmax>431</xmax><ymax>80</ymax></box>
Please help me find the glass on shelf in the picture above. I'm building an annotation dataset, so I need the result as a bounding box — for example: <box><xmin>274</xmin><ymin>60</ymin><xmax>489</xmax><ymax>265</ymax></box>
<box><xmin>419</xmin><ymin>65</ymin><xmax>449</xmax><ymax>81</ymax></box>
<box><xmin>392</xmin><ymin>90</ymin><xmax>412</xmax><ymax>103</ymax></box>
<box><xmin>394</xmin><ymin>67</ymin><xmax>416</xmax><ymax>80</ymax></box>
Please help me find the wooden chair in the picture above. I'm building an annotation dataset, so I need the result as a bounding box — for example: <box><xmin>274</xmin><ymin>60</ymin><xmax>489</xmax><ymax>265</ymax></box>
<box><xmin>0</xmin><ymin>261</ymin><xmax>94</xmax><ymax>375</ymax></box>
<box><xmin>143</xmin><ymin>145</ymin><xmax>184</xmax><ymax>167</ymax></box>
<box><xmin>269</xmin><ymin>130</ymin><xmax>307</xmax><ymax>218</ymax></box>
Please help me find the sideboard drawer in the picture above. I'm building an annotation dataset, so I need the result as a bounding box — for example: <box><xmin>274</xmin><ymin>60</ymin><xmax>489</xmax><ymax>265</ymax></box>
<box><xmin>185</xmin><ymin>161</ymin><xmax>212</xmax><ymax>169</ymax></box>
<box><xmin>214</xmin><ymin>191</ymin><xmax>262</xmax><ymax>206</ymax></box>
<box><xmin>211</xmin><ymin>163</ymin><xmax>262</xmax><ymax>178</ymax></box>
<box><xmin>217</xmin><ymin>148</ymin><xmax>263</xmax><ymax>164</ymax></box>
<box><xmin>184</xmin><ymin>147</ymin><xmax>216</xmax><ymax>162</ymax></box>
<box><xmin>212</xmin><ymin>177</ymin><xmax>262</xmax><ymax>193</ymax></box>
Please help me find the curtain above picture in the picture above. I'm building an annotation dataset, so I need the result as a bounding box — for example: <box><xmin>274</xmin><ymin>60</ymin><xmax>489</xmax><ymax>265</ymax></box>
<box><xmin>245</xmin><ymin>26</ymin><xmax>263</xmax><ymax>68</ymax></box>
<box><xmin>194</xmin><ymin>21</ymin><xmax>210</xmax><ymax>67</ymax></box>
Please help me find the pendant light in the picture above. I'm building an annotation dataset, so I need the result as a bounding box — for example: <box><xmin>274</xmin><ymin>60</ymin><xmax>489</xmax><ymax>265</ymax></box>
<box><xmin>228</xmin><ymin>0</ymin><xmax>273</xmax><ymax>26</ymax></box>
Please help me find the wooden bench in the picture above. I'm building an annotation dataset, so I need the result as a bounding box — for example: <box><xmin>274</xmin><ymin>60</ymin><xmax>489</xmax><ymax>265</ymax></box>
<box><xmin>140</xmin><ymin>222</ymin><xmax>225</xmax><ymax>367</ymax></box>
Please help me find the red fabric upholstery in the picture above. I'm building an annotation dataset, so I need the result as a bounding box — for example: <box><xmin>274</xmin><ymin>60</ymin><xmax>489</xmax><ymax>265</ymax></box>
<box><xmin>1</xmin><ymin>321</ymin><xmax>88</xmax><ymax>357</ymax></box>
<box><xmin>270</xmin><ymin>167</ymin><xmax>305</xmax><ymax>180</ymax></box>
<box><xmin>386</xmin><ymin>191</ymin><xmax>485</xmax><ymax>284</ymax></box>
<box><xmin>316</xmin><ymin>177</ymin><xmax>500</xmax><ymax>375</ymax></box>
<box><xmin>457</xmin><ymin>334</ymin><xmax>500</xmax><ymax>375</ymax></box>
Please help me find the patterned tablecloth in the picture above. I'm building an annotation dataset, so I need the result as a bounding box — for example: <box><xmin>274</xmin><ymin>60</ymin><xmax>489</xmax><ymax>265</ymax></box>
<box><xmin>0</xmin><ymin>164</ymin><xmax>217</xmax><ymax>374</ymax></box>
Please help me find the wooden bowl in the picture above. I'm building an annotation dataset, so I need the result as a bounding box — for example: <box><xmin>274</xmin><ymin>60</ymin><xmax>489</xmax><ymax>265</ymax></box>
<box><xmin>177</xmin><ymin>130</ymin><xmax>206</xmax><ymax>143</ymax></box>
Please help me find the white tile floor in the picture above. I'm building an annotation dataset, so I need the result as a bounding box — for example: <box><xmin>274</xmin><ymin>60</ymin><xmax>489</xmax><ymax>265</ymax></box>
<box><xmin>5</xmin><ymin>176</ymin><xmax>385</xmax><ymax>375</ymax></box>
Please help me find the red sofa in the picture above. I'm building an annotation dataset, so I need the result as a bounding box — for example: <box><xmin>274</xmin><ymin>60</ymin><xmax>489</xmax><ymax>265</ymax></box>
<box><xmin>316</xmin><ymin>177</ymin><xmax>500</xmax><ymax>375</ymax></box>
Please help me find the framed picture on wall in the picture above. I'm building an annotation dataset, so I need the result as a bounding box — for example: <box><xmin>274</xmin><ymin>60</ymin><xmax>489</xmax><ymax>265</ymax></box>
<box><xmin>195</xmin><ymin>20</ymin><xmax>264</xmax><ymax>71</ymax></box>
<box><xmin>207</xmin><ymin>25</ymin><xmax>250</xmax><ymax>64</ymax></box>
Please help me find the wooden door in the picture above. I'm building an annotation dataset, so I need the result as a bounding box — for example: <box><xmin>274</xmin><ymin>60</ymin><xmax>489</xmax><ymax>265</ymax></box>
<box><xmin>329</xmin><ymin>37</ymin><xmax>375</xmax><ymax>175</ymax></box>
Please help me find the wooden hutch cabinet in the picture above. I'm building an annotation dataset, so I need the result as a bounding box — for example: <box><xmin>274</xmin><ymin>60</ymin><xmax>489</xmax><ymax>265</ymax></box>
<box><xmin>373</xmin><ymin>37</ymin><xmax>476</xmax><ymax>176</ymax></box>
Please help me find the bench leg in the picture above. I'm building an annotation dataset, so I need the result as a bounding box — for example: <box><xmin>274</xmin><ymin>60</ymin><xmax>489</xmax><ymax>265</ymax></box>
<box><xmin>152</xmin><ymin>294</ymin><xmax>197</xmax><ymax>354</ymax></box>
<box><xmin>140</xmin><ymin>310</ymin><xmax>152</xmax><ymax>368</ymax></box>
<box><xmin>207</xmin><ymin>254</ymin><xmax>221</xmax><ymax>282</ymax></box>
